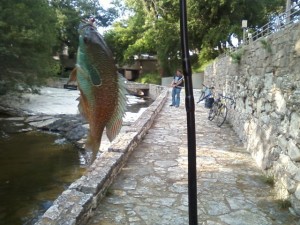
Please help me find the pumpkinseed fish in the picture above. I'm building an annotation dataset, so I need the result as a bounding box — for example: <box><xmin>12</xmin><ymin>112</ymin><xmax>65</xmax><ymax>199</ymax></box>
<box><xmin>71</xmin><ymin>20</ymin><xmax>127</xmax><ymax>162</ymax></box>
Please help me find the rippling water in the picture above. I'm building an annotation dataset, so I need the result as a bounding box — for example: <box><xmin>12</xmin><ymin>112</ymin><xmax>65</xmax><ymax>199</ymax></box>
<box><xmin>0</xmin><ymin>95</ymin><xmax>153</xmax><ymax>225</ymax></box>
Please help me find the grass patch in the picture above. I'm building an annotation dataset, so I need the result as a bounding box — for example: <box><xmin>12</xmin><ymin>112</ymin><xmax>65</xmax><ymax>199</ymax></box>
<box><xmin>260</xmin><ymin>39</ymin><xmax>272</xmax><ymax>53</ymax></box>
<box><xmin>229</xmin><ymin>49</ymin><xmax>244</xmax><ymax>64</ymax></box>
<box><xmin>260</xmin><ymin>174</ymin><xmax>275</xmax><ymax>187</ymax></box>
<box><xmin>276</xmin><ymin>199</ymin><xmax>292</xmax><ymax>209</ymax></box>
<box><xmin>192</xmin><ymin>59</ymin><xmax>214</xmax><ymax>73</ymax></box>
<box><xmin>105</xmin><ymin>188</ymin><xmax>114</xmax><ymax>196</ymax></box>
<box><xmin>136</xmin><ymin>72</ymin><xmax>161</xmax><ymax>85</ymax></box>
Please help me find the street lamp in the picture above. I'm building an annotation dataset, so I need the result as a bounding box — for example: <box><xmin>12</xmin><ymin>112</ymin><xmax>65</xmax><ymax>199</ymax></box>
<box><xmin>179</xmin><ymin>0</ymin><xmax>198</xmax><ymax>224</ymax></box>
<box><xmin>242</xmin><ymin>20</ymin><xmax>248</xmax><ymax>44</ymax></box>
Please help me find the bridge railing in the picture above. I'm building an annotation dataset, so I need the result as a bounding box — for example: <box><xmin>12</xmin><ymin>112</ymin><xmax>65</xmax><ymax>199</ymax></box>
<box><xmin>220</xmin><ymin>2</ymin><xmax>300</xmax><ymax>57</ymax></box>
<box><xmin>243</xmin><ymin>2</ymin><xmax>300</xmax><ymax>45</ymax></box>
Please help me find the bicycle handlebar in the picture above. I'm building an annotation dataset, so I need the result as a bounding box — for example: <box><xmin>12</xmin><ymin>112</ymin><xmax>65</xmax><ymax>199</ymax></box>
<box><xmin>217</xmin><ymin>94</ymin><xmax>236</xmax><ymax>105</ymax></box>
<box><xmin>202</xmin><ymin>84</ymin><xmax>214</xmax><ymax>89</ymax></box>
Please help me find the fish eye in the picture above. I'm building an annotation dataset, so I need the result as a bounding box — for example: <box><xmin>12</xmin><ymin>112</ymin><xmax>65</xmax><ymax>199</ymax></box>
<box><xmin>89</xmin><ymin>27</ymin><xmax>95</xmax><ymax>31</ymax></box>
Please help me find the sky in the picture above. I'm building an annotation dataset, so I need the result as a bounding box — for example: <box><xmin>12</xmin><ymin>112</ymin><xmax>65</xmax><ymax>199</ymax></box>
<box><xmin>100</xmin><ymin>0</ymin><xmax>112</xmax><ymax>9</ymax></box>
<box><xmin>97</xmin><ymin>0</ymin><xmax>113</xmax><ymax>34</ymax></box>
<box><xmin>98</xmin><ymin>0</ymin><xmax>128</xmax><ymax>34</ymax></box>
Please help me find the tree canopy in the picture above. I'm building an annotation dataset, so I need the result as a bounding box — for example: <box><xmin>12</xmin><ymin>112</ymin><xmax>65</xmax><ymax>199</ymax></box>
<box><xmin>104</xmin><ymin>0</ymin><xmax>286</xmax><ymax>76</ymax></box>
<box><xmin>51</xmin><ymin>0</ymin><xmax>118</xmax><ymax>57</ymax></box>
<box><xmin>0</xmin><ymin>0</ymin><xmax>289</xmax><ymax>93</ymax></box>
<box><xmin>0</xmin><ymin>0</ymin><xmax>57</xmax><ymax>93</ymax></box>
<box><xmin>0</xmin><ymin>0</ymin><xmax>117</xmax><ymax>94</ymax></box>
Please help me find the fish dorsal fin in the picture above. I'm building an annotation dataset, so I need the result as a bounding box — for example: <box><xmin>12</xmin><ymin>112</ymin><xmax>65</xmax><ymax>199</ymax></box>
<box><xmin>106</xmin><ymin>74</ymin><xmax>128</xmax><ymax>141</ymax></box>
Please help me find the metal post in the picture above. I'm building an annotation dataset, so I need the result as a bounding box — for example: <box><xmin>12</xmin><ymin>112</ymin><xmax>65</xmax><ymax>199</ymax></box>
<box><xmin>179</xmin><ymin>0</ymin><xmax>198</xmax><ymax>224</ymax></box>
<box><xmin>242</xmin><ymin>20</ymin><xmax>247</xmax><ymax>45</ymax></box>
<box><xmin>286</xmin><ymin>0</ymin><xmax>291</xmax><ymax>23</ymax></box>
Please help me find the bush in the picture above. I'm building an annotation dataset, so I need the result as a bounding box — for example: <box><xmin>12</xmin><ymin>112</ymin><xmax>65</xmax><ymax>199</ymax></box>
<box><xmin>230</xmin><ymin>49</ymin><xmax>244</xmax><ymax>64</ymax></box>
<box><xmin>136</xmin><ymin>72</ymin><xmax>161</xmax><ymax>85</ymax></box>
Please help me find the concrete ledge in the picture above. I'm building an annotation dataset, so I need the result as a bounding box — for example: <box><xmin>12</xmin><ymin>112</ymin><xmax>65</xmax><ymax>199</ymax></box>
<box><xmin>35</xmin><ymin>84</ymin><xmax>168</xmax><ymax>225</ymax></box>
<box><xmin>108</xmin><ymin>131</ymin><xmax>139</xmax><ymax>153</ymax></box>
<box><xmin>69</xmin><ymin>151</ymin><xmax>125</xmax><ymax>195</ymax></box>
<box><xmin>127</xmin><ymin>89</ymin><xmax>168</xmax><ymax>140</ymax></box>
<box><xmin>35</xmin><ymin>189</ymin><xmax>93</xmax><ymax>225</ymax></box>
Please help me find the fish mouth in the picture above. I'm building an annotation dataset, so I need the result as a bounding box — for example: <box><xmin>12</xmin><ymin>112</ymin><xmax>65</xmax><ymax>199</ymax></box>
<box><xmin>78</xmin><ymin>21</ymin><xmax>112</xmax><ymax>57</ymax></box>
<box><xmin>79</xmin><ymin>22</ymin><xmax>104</xmax><ymax>47</ymax></box>
<box><xmin>80</xmin><ymin>25</ymin><xmax>97</xmax><ymax>44</ymax></box>
<box><xmin>78</xmin><ymin>20</ymin><xmax>95</xmax><ymax>32</ymax></box>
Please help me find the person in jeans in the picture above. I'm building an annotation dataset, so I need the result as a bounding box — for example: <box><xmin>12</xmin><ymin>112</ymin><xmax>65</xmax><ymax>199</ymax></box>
<box><xmin>170</xmin><ymin>69</ymin><xmax>184</xmax><ymax>107</ymax></box>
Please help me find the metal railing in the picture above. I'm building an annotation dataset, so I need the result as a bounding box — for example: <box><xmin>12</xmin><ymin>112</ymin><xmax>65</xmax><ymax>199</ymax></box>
<box><xmin>243</xmin><ymin>2</ymin><xmax>300</xmax><ymax>45</ymax></box>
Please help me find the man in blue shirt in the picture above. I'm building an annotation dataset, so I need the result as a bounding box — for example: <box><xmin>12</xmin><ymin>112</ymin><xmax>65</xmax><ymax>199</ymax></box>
<box><xmin>170</xmin><ymin>69</ymin><xmax>184</xmax><ymax>107</ymax></box>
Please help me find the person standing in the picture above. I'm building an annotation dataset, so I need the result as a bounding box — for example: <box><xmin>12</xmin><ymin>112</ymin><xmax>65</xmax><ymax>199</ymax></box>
<box><xmin>170</xmin><ymin>69</ymin><xmax>184</xmax><ymax>107</ymax></box>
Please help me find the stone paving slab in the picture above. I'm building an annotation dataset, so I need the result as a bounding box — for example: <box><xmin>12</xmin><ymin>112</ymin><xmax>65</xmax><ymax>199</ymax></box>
<box><xmin>87</xmin><ymin>90</ymin><xmax>299</xmax><ymax>225</ymax></box>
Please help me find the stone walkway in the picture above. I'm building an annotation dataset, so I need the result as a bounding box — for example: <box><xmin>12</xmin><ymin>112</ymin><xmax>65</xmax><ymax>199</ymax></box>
<box><xmin>87</xmin><ymin>90</ymin><xmax>298</xmax><ymax>225</ymax></box>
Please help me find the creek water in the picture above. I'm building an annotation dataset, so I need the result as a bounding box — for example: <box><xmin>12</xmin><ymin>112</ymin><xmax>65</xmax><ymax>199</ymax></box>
<box><xmin>0</xmin><ymin>95</ymin><xmax>153</xmax><ymax>225</ymax></box>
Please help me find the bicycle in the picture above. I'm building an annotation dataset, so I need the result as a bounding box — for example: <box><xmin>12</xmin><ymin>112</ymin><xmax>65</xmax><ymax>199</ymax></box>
<box><xmin>208</xmin><ymin>94</ymin><xmax>235</xmax><ymax>127</ymax></box>
<box><xmin>197</xmin><ymin>84</ymin><xmax>214</xmax><ymax>103</ymax></box>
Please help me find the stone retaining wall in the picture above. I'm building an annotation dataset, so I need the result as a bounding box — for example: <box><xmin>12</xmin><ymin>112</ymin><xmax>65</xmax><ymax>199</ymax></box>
<box><xmin>204</xmin><ymin>22</ymin><xmax>300</xmax><ymax>215</ymax></box>
<box><xmin>34</xmin><ymin>84</ymin><xmax>169</xmax><ymax>225</ymax></box>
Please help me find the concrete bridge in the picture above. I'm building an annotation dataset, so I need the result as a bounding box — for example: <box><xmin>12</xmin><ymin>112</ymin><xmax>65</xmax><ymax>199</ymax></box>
<box><xmin>35</xmin><ymin>85</ymin><xmax>297</xmax><ymax>225</ymax></box>
<box><xmin>125</xmin><ymin>81</ymin><xmax>150</xmax><ymax>97</ymax></box>
<box><xmin>49</xmin><ymin>79</ymin><xmax>151</xmax><ymax>97</ymax></box>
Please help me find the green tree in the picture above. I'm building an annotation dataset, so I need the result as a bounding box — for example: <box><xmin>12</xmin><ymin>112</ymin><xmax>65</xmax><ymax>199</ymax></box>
<box><xmin>105</xmin><ymin>0</ymin><xmax>182</xmax><ymax>76</ymax></box>
<box><xmin>105</xmin><ymin>0</ymin><xmax>286</xmax><ymax>74</ymax></box>
<box><xmin>0</xmin><ymin>0</ymin><xmax>119</xmax><ymax>94</ymax></box>
<box><xmin>51</xmin><ymin>0</ymin><xmax>118</xmax><ymax>58</ymax></box>
<box><xmin>104</xmin><ymin>8</ymin><xmax>149</xmax><ymax>65</ymax></box>
<box><xmin>50</xmin><ymin>0</ymin><xmax>119</xmax><ymax>79</ymax></box>
<box><xmin>188</xmin><ymin>0</ymin><xmax>286</xmax><ymax>63</ymax></box>
<box><xmin>0</xmin><ymin>0</ymin><xmax>58</xmax><ymax>93</ymax></box>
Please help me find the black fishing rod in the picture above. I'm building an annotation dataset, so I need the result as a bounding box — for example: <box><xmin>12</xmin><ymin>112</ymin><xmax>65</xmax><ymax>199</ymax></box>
<box><xmin>179</xmin><ymin>0</ymin><xmax>198</xmax><ymax>224</ymax></box>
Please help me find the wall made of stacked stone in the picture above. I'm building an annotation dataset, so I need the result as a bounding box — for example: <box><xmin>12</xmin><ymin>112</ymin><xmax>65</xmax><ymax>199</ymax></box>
<box><xmin>204</xmin><ymin>22</ymin><xmax>300</xmax><ymax>215</ymax></box>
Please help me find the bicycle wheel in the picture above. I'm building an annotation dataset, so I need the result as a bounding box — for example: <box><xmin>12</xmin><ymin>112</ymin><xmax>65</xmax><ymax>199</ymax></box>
<box><xmin>208</xmin><ymin>102</ymin><xmax>218</xmax><ymax>121</ymax></box>
<box><xmin>216</xmin><ymin>105</ymin><xmax>228</xmax><ymax>127</ymax></box>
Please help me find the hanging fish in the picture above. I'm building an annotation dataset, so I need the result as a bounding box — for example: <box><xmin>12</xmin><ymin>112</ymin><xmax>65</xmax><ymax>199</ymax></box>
<box><xmin>70</xmin><ymin>19</ymin><xmax>127</xmax><ymax>162</ymax></box>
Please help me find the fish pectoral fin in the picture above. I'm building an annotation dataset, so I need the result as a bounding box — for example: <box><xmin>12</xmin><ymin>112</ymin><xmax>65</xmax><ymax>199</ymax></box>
<box><xmin>90</xmin><ymin>65</ymin><xmax>102</xmax><ymax>86</ymax></box>
<box><xmin>78</xmin><ymin>97</ymin><xmax>88</xmax><ymax>120</ymax></box>
<box><xmin>67</xmin><ymin>68</ymin><xmax>77</xmax><ymax>84</ymax></box>
<box><xmin>77</xmin><ymin>64</ymin><xmax>101</xmax><ymax>86</ymax></box>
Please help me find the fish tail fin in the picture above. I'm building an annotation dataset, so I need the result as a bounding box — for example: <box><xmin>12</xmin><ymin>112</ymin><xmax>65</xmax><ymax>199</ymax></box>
<box><xmin>106</xmin><ymin>74</ymin><xmax>128</xmax><ymax>141</ymax></box>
